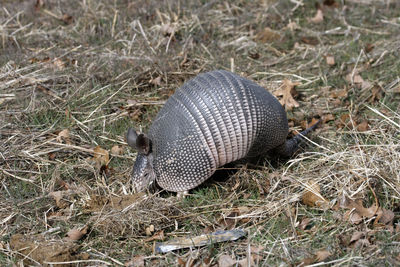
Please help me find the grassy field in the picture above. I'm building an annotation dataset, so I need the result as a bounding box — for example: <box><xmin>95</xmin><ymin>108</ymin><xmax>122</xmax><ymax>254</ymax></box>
<box><xmin>1</xmin><ymin>0</ymin><xmax>400</xmax><ymax>266</ymax></box>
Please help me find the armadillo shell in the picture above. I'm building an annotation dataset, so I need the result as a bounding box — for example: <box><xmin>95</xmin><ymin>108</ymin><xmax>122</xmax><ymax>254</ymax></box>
<box><xmin>148</xmin><ymin>70</ymin><xmax>288</xmax><ymax>192</ymax></box>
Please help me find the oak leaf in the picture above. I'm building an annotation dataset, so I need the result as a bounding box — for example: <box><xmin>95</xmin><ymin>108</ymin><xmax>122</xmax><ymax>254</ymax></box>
<box><xmin>302</xmin><ymin>181</ymin><xmax>329</xmax><ymax>209</ymax></box>
<box><xmin>356</xmin><ymin>120</ymin><xmax>369</xmax><ymax>132</ymax></box>
<box><xmin>338</xmin><ymin>194</ymin><xmax>394</xmax><ymax>226</ymax></box>
<box><xmin>56</xmin><ymin>129</ymin><xmax>71</xmax><ymax>144</ymax></box>
<box><xmin>273</xmin><ymin>79</ymin><xmax>300</xmax><ymax>111</ymax></box>
<box><xmin>66</xmin><ymin>226</ymin><xmax>88</xmax><ymax>241</ymax></box>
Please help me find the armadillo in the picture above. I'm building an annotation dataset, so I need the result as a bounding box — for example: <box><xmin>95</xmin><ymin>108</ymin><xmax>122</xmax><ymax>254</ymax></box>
<box><xmin>127</xmin><ymin>70</ymin><xmax>319</xmax><ymax>194</ymax></box>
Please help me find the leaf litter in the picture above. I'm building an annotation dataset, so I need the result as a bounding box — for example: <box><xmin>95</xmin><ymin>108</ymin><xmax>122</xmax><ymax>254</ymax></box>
<box><xmin>10</xmin><ymin>233</ymin><xmax>89</xmax><ymax>266</ymax></box>
<box><xmin>273</xmin><ymin>79</ymin><xmax>300</xmax><ymax>110</ymax></box>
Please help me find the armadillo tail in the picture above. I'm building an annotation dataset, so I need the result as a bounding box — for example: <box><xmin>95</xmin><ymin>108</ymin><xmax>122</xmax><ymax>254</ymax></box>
<box><xmin>274</xmin><ymin>119</ymin><xmax>321</xmax><ymax>157</ymax></box>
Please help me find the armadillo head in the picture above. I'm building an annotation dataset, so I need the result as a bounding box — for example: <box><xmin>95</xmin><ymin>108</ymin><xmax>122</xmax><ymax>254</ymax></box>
<box><xmin>127</xmin><ymin>128</ymin><xmax>156</xmax><ymax>192</ymax></box>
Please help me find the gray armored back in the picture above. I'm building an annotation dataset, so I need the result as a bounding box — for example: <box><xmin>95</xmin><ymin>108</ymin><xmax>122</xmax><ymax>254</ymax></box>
<box><xmin>148</xmin><ymin>70</ymin><xmax>289</xmax><ymax>192</ymax></box>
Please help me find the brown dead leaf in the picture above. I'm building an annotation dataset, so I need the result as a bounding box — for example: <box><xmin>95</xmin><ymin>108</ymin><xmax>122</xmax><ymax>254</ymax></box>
<box><xmin>324</xmin><ymin>114</ymin><xmax>335</xmax><ymax>123</ymax></box>
<box><xmin>61</xmin><ymin>14</ymin><xmax>74</xmax><ymax>25</ymax></box>
<box><xmin>350</xmin><ymin>231</ymin><xmax>365</xmax><ymax>244</ymax></box>
<box><xmin>337</xmin><ymin>233</ymin><xmax>350</xmax><ymax>247</ymax></box>
<box><xmin>93</xmin><ymin>146</ymin><xmax>109</xmax><ymax>167</ymax></box>
<box><xmin>49</xmin><ymin>191</ymin><xmax>70</xmax><ymax>209</ymax></box>
<box><xmin>310</xmin><ymin>117</ymin><xmax>321</xmax><ymax>127</ymax></box>
<box><xmin>202</xmin><ymin>256</ymin><xmax>212</xmax><ymax>266</ymax></box>
<box><xmin>301</xmin><ymin>181</ymin><xmax>329</xmax><ymax>209</ymax></box>
<box><xmin>352</xmin><ymin>238</ymin><xmax>371</xmax><ymax>248</ymax></box>
<box><xmin>365</xmin><ymin>43</ymin><xmax>375</xmax><ymax>53</ymax></box>
<box><xmin>325</xmin><ymin>55</ymin><xmax>335</xmax><ymax>66</ymax></box>
<box><xmin>300</xmin><ymin>249</ymin><xmax>331</xmax><ymax>265</ymax></box>
<box><xmin>256</xmin><ymin>27</ymin><xmax>281</xmax><ymax>43</ymax></box>
<box><xmin>10</xmin><ymin>233</ymin><xmax>85</xmax><ymax>265</ymax></box>
<box><xmin>125</xmin><ymin>255</ymin><xmax>145</xmax><ymax>267</ymax></box>
<box><xmin>338</xmin><ymin>195</ymin><xmax>392</xmax><ymax>225</ymax></box>
<box><xmin>49</xmin><ymin>191</ymin><xmax>63</xmax><ymax>205</ymax></box>
<box><xmin>177</xmin><ymin>257</ymin><xmax>195</xmax><ymax>267</ymax></box>
<box><xmin>66</xmin><ymin>226</ymin><xmax>88</xmax><ymax>241</ymax></box>
<box><xmin>339</xmin><ymin>231</ymin><xmax>371</xmax><ymax>248</ymax></box>
<box><xmin>177</xmin><ymin>257</ymin><xmax>186</xmax><ymax>267</ymax></box>
<box><xmin>345</xmin><ymin>72</ymin><xmax>363</xmax><ymax>85</ymax></box>
<box><xmin>310</xmin><ymin>9</ymin><xmax>324</xmax><ymax>23</ymax></box>
<box><xmin>48</xmin><ymin>152</ymin><xmax>56</xmax><ymax>160</ymax></box>
<box><xmin>301</xmin><ymin>36</ymin><xmax>319</xmax><ymax>45</ymax></box>
<box><xmin>339</xmin><ymin>196</ymin><xmax>376</xmax><ymax>217</ymax></box>
<box><xmin>369</xmin><ymin>85</ymin><xmax>383</xmax><ymax>103</ymax></box>
<box><xmin>356</xmin><ymin>120</ymin><xmax>369</xmax><ymax>132</ymax></box>
<box><xmin>144</xmin><ymin>230</ymin><xmax>164</xmax><ymax>242</ymax></box>
<box><xmin>56</xmin><ymin>129</ymin><xmax>71</xmax><ymax>144</ymax></box>
<box><xmin>273</xmin><ymin>79</ymin><xmax>300</xmax><ymax>111</ymax></box>
<box><xmin>345</xmin><ymin>72</ymin><xmax>372</xmax><ymax>89</ymax></box>
<box><xmin>300</xmin><ymin>120</ymin><xmax>308</xmax><ymax>129</ymax></box>
<box><xmin>329</xmin><ymin>88</ymin><xmax>348</xmax><ymax>98</ymax></box>
<box><xmin>335</xmin><ymin>113</ymin><xmax>351</xmax><ymax>129</ymax></box>
<box><xmin>150</xmin><ymin>76</ymin><xmax>162</xmax><ymax>86</ymax></box>
<box><xmin>315</xmin><ymin>249</ymin><xmax>332</xmax><ymax>262</ymax></box>
<box><xmin>111</xmin><ymin>145</ymin><xmax>124</xmax><ymax>155</ymax></box>
<box><xmin>340</xmin><ymin>113</ymin><xmax>350</xmax><ymax>122</ymax></box>
<box><xmin>344</xmin><ymin>210</ymin><xmax>363</xmax><ymax>224</ymax></box>
<box><xmin>376</xmin><ymin>208</ymin><xmax>394</xmax><ymax>225</ymax></box>
<box><xmin>298</xmin><ymin>217</ymin><xmax>312</xmax><ymax>231</ymax></box>
<box><xmin>300</xmin><ymin>255</ymin><xmax>316</xmax><ymax>266</ymax></box>
<box><xmin>129</xmin><ymin>108</ymin><xmax>142</xmax><ymax>121</ymax></box>
<box><xmin>218</xmin><ymin>254</ymin><xmax>236</xmax><ymax>267</ymax></box>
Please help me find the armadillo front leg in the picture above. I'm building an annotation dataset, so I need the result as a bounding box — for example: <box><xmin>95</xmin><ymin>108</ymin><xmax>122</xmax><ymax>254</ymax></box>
<box><xmin>273</xmin><ymin>120</ymin><xmax>321</xmax><ymax>157</ymax></box>
<box><xmin>176</xmin><ymin>191</ymin><xmax>189</xmax><ymax>199</ymax></box>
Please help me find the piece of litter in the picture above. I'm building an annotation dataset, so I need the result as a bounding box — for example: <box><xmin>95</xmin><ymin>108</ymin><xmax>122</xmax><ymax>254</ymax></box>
<box><xmin>155</xmin><ymin>229</ymin><xmax>246</xmax><ymax>253</ymax></box>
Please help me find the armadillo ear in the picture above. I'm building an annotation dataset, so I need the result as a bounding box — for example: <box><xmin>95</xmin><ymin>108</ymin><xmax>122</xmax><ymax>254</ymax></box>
<box><xmin>136</xmin><ymin>134</ymin><xmax>151</xmax><ymax>155</ymax></box>
<box><xmin>127</xmin><ymin>128</ymin><xmax>139</xmax><ymax>149</ymax></box>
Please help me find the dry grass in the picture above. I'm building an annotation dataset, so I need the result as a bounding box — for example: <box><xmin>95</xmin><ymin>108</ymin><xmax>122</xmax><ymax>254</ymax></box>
<box><xmin>1</xmin><ymin>0</ymin><xmax>400</xmax><ymax>266</ymax></box>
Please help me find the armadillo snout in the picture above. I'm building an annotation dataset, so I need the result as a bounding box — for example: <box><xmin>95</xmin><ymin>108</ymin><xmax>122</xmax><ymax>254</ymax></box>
<box><xmin>131</xmin><ymin>153</ymin><xmax>155</xmax><ymax>192</ymax></box>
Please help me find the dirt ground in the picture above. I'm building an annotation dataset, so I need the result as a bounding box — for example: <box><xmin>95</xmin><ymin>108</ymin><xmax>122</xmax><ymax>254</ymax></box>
<box><xmin>1</xmin><ymin>0</ymin><xmax>400</xmax><ymax>266</ymax></box>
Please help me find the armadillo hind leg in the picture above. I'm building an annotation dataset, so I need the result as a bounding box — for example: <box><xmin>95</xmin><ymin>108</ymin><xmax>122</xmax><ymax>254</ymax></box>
<box><xmin>273</xmin><ymin>120</ymin><xmax>321</xmax><ymax>157</ymax></box>
<box><xmin>176</xmin><ymin>190</ymin><xmax>189</xmax><ymax>199</ymax></box>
